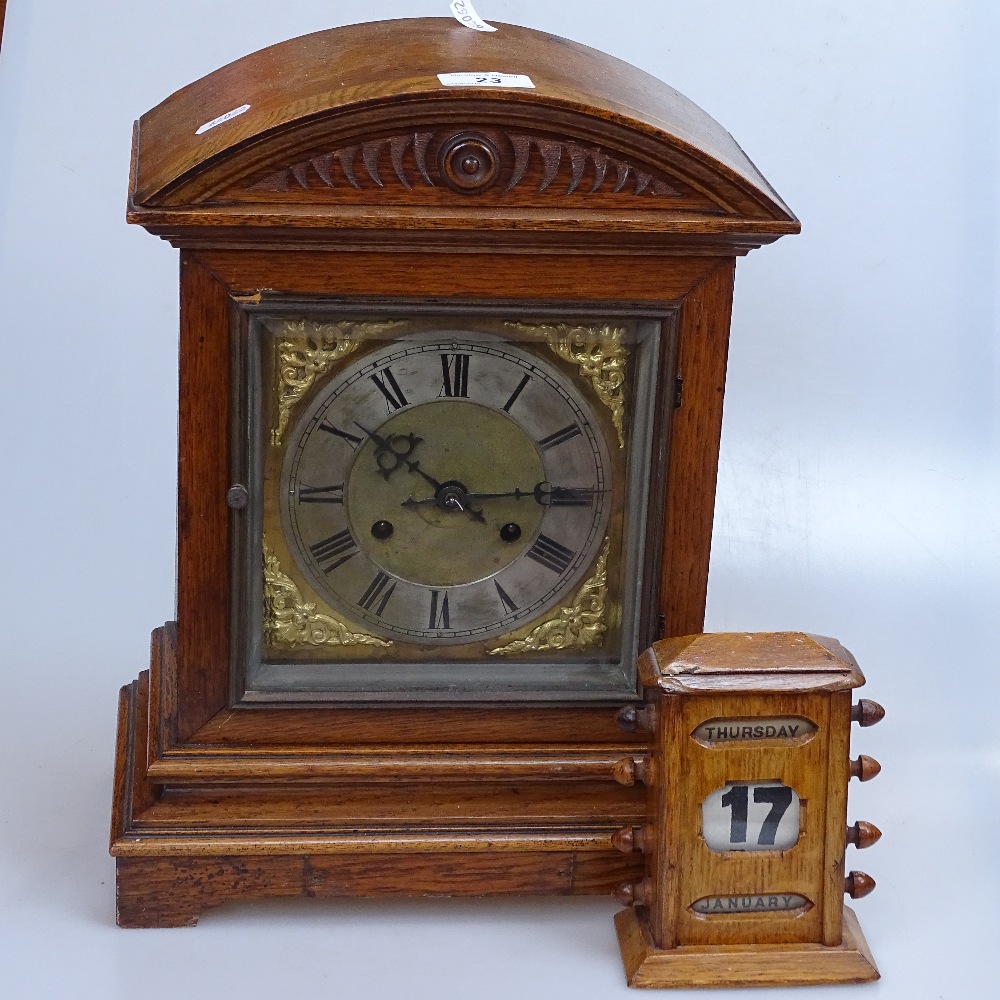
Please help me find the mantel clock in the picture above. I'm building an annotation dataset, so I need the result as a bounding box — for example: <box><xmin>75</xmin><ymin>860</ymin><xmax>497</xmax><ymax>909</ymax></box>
<box><xmin>110</xmin><ymin>18</ymin><xmax>800</xmax><ymax>927</ymax></box>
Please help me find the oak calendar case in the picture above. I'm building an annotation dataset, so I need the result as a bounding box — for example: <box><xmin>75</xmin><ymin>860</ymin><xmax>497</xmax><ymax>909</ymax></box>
<box><xmin>612</xmin><ymin>632</ymin><xmax>882</xmax><ymax>987</ymax></box>
<box><xmin>109</xmin><ymin>17</ymin><xmax>801</xmax><ymax>927</ymax></box>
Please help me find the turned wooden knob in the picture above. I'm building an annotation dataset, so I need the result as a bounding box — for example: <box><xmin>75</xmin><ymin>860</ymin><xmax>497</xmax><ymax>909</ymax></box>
<box><xmin>438</xmin><ymin>132</ymin><xmax>501</xmax><ymax>192</ymax></box>
<box><xmin>846</xmin><ymin>821</ymin><xmax>882</xmax><ymax>849</ymax></box>
<box><xmin>614</xmin><ymin>877</ymin><xmax>652</xmax><ymax>907</ymax></box>
<box><xmin>851</xmin><ymin>699</ymin><xmax>885</xmax><ymax>727</ymax></box>
<box><xmin>615</xmin><ymin>704</ymin><xmax>654</xmax><ymax>734</ymax></box>
<box><xmin>611</xmin><ymin>825</ymin><xmax>650</xmax><ymax>854</ymax></box>
<box><xmin>850</xmin><ymin>755</ymin><xmax>881</xmax><ymax>781</ymax></box>
<box><xmin>844</xmin><ymin>871</ymin><xmax>877</xmax><ymax>898</ymax></box>
<box><xmin>612</xmin><ymin>755</ymin><xmax>652</xmax><ymax>786</ymax></box>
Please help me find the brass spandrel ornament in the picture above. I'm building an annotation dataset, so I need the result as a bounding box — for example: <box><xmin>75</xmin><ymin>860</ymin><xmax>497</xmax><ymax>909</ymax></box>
<box><xmin>489</xmin><ymin>538</ymin><xmax>612</xmax><ymax>655</ymax></box>
<box><xmin>508</xmin><ymin>322</ymin><xmax>628</xmax><ymax>447</ymax></box>
<box><xmin>271</xmin><ymin>319</ymin><xmax>405</xmax><ymax>445</ymax></box>
<box><xmin>263</xmin><ymin>542</ymin><xmax>391</xmax><ymax>649</ymax></box>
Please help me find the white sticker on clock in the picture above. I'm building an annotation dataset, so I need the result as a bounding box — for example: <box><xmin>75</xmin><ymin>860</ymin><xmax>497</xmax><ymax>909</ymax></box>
<box><xmin>196</xmin><ymin>104</ymin><xmax>251</xmax><ymax>135</ymax></box>
<box><xmin>450</xmin><ymin>0</ymin><xmax>497</xmax><ymax>32</ymax></box>
<box><xmin>702</xmin><ymin>781</ymin><xmax>800</xmax><ymax>853</ymax></box>
<box><xmin>437</xmin><ymin>72</ymin><xmax>535</xmax><ymax>89</ymax></box>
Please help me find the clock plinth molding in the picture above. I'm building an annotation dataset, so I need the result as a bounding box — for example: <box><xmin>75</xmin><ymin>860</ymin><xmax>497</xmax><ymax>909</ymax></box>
<box><xmin>112</xmin><ymin>627</ymin><xmax>645</xmax><ymax>926</ymax></box>
<box><xmin>111</xmin><ymin>19</ymin><xmax>800</xmax><ymax>927</ymax></box>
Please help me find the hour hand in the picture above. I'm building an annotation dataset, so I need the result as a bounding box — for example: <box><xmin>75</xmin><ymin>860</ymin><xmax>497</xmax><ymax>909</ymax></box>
<box><xmin>354</xmin><ymin>421</ymin><xmax>423</xmax><ymax>481</ymax></box>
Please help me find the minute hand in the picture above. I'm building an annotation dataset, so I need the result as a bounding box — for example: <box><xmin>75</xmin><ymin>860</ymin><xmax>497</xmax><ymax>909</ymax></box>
<box><xmin>403</xmin><ymin>483</ymin><xmax>597</xmax><ymax>506</ymax></box>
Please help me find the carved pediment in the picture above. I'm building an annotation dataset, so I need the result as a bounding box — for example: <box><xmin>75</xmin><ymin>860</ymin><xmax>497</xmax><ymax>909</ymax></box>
<box><xmin>128</xmin><ymin>19</ymin><xmax>798</xmax><ymax>240</ymax></box>
<box><xmin>225</xmin><ymin>128</ymin><xmax>719</xmax><ymax>212</ymax></box>
<box><xmin>250</xmin><ymin>130</ymin><xmax>680</xmax><ymax>197</ymax></box>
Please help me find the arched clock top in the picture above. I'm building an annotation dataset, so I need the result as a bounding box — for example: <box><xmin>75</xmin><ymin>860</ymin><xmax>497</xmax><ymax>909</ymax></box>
<box><xmin>128</xmin><ymin>18</ymin><xmax>798</xmax><ymax>242</ymax></box>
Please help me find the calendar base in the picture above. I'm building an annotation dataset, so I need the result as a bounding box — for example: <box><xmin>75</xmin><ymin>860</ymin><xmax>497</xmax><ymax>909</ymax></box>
<box><xmin>614</xmin><ymin>906</ymin><xmax>879</xmax><ymax>988</ymax></box>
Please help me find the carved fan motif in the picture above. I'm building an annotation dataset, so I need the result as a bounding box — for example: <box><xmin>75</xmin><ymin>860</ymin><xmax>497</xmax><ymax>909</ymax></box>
<box><xmin>247</xmin><ymin>130</ymin><xmax>684</xmax><ymax>198</ymax></box>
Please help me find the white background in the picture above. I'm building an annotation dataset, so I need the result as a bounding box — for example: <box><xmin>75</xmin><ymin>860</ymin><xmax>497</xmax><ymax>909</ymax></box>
<box><xmin>1</xmin><ymin>2</ymin><xmax>997</xmax><ymax>997</ymax></box>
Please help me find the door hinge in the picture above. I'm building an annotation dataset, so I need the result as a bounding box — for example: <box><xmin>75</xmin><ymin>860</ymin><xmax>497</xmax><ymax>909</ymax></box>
<box><xmin>673</xmin><ymin>374</ymin><xmax>684</xmax><ymax>408</ymax></box>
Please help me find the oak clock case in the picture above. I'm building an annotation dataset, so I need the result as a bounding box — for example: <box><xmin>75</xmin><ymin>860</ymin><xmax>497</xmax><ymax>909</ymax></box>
<box><xmin>110</xmin><ymin>17</ymin><xmax>801</xmax><ymax>926</ymax></box>
<box><xmin>241</xmin><ymin>310</ymin><xmax>668</xmax><ymax>702</ymax></box>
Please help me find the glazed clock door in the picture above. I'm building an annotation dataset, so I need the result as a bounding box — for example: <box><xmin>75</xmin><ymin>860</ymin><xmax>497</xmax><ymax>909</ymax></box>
<box><xmin>236</xmin><ymin>307</ymin><xmax>674</xmax><ymax>703</ymax></box>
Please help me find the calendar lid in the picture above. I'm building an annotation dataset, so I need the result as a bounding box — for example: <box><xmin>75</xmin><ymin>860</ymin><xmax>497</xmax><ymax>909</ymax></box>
<box><xmin>639</xmin><ymin>632</ymin><xmax>865</xmax><ymax>695</ymax></box>
<box><xmin>127</xmin><ymin>18</ymin><xmax>798</xmax><ymax>246</ymax></box>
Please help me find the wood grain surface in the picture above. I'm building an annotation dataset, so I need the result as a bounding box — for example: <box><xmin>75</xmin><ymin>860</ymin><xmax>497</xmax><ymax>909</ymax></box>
<box><xmin>113</xmin><ymin>18</ymin><xmax>800</xmax><ymax>918</ymax></box>
<box><xmin>117</xmin><ymin>850</ymin><xmax>645</xmax><ymax>928</ymax></box>
<box><xmin>610</xmin><ymin>632</ymin><xmax>880</xmax><ymax>986</ymax></box>
<box><xmin>175</xmin><ymin>255</ymin><xmax>232</xmax><ymax>739</ymax></box>
<box><xmin>640</xmin><ymin>632</ymin><xmax>866</xmax><ymax>694</ymax></box>
<box><xmin>615</xmin><ymin>906</ymin><xmax>879</xmax><ymax>988</ymax></box>
<box><xmin>131</xmin><ymin>18</ymin><xmax>797</xmax><ymax>225</ymax></box>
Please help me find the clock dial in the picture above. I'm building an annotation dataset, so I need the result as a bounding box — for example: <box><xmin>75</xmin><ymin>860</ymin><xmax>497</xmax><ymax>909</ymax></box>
<box><xmin>280</xmin><ymin>335</ymin><xmax>612</xmax><ymax>644</ymax></box>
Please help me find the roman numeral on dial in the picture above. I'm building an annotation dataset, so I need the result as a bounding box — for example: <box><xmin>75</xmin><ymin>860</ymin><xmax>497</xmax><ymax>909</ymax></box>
<box><xmin>440</xmin><ymin>353</ymin><xmax>470</xmax><ymax>397</ymax></box>
<box><xmin>526</xmin><ymin>534</ymin><xmax>576</xmax><ymax>574</ymax></box>
<box><xmin>297</xmin><ymin>483</ymin><xmax>345</xmax><ymax>504</ymax></box>
<box><xmin>546</xmin><ymin>486</ymin><xmax>596</xmax><ymax>507</ymax></box>
<box><xmin>357</xmin><ymin>571</ymin><xmax>396</xmax><ymax>616</ymax></box>
<box><xmin>370</xmin><ymin>367</ymin><xmax>408</xmax><ymax>410</ymax></box>
<box><xmin>538</xmin><ymin>422</ymin><xmax>582</xmax><ymax>451</ymax></box>
<box><xmin>494</xmin><ymin>581</ymin><xmax>519</xmax><ymax>615</ymax></box>
<box><xmin>429</xmin><ymin>590</ymin><xmax>451</xmax><ymax>629</ymax></box>
<box><xmin>502</xmin><ymin>373</ymin><xmax>531</xmax><ymax>412</ymax></box>
<box><xmin>318</xmin><ymin>422</ymin><xmax>364</xmax><ymax>449</ymax></box>
<box><xmin>309</xmin><ymin>529</ymin><xmax>358</xmax><ymax>573</ymax></box>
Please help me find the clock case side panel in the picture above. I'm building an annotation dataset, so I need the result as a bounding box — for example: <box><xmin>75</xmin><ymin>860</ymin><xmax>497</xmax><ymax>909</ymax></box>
<box><xmin>660</xmin><ymin>260</ymin><xmax>736</xmax><ymax>636</ymax></box>
<box><xmin>171</xmin><ymin>254</ymin><xmax>236</xmax><ymax>741</ymax></box>
<box><xmin>234</xmin><ymin>300</ymin><xmax>673</xmax><ymax>705</ymax></box>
